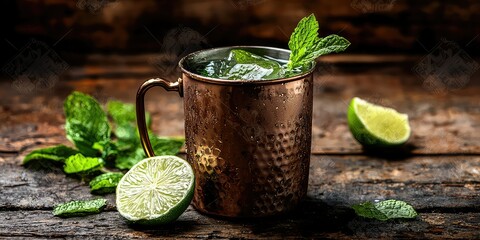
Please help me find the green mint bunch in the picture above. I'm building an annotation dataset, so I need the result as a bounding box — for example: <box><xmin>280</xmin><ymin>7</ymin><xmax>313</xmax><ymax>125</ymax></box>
<box><xmin>286</xmin><ymin>14</ymin><xmax>350</xmax><ymax>72</ymax></box>
<box><xmin>23</xmin><ymin>91</ymin><xmax>184</xmax><ymax>202</ymax></box>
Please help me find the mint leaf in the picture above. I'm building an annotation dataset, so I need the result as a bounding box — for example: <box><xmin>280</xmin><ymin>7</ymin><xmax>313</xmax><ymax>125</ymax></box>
<box><xmin>64</xmin><ymin>92</ymin><xmax>111</xmax><ymax>157</ymax></box>
<box><xmin>115</xmin><ymin>147</ymin><xmax>145</xmax><ymax>170</ymax></box>
<box><xmin>352</xmin><ymin>202</ymin><xmax>389</xmax><ymax>221</ymax></box>
<box><xmin>89</xmin><ymin>172</ymin><xmax>124</xmax><ymax>194</ymax></box>
<box><xmin>107</xmin><ymin>100</ymin><xmax>151</xmax><ymax>141</ymax></box>
<box><xmin>375</xmin><ymin>200</ymin><xmax>418</xmax><ymax>220</ymax></box>
<box><xmin>53</xmin><ymin>199</ymin><xmax>107</xmax><ymax>217</ymax></box>
<box><xmin>287</xmin><ymin>14</ymin><xmax>321</xmax><ymax>70</ymax></box>
<box><xmin>107</xmin><ymin>100</ymin><xmax>137</xmax><ymax>124</ymax></box>
<box><xmin>150</xmin><ymin>136</ymin><xmax>185</xmax><ymax>156</ymax></box>
<box><xmin>114</xmin><ymin>135</ymin><xmax>184</xmax><ymax>170</ymax></box>
<box><xmin>64</xmin><ymin>153</ymin><xmax>104</xmax><ymax>175</ymax></box>
<box><xmin>23</xmin><ymin>145</ymin><xmax>78</xmax><ymax>166</ymax></box>
<box><xmin>352</xmin><ymin>200</ymin><xmax>417</xmax><ymax>221</ymax></box>
<box><xmin>286</xmin><ymin>14</ymin><xmax>350</xmax><ymax>70</ymax></box>
<box><xmin>314</xmin><ymin>34</ymin><xmax>351</xmax><ymax>56</ymax></box>
<box><xmin>93</xmin><ymin>140</ymin><xmax>118</xmax><ymax>166</ymax></box>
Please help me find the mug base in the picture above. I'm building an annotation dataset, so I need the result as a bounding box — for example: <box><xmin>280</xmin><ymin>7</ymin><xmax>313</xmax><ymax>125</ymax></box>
<box><xmin>191</xmin><ymin>202</ymin><xmax>298</xmax><ymax>219</ymax></box>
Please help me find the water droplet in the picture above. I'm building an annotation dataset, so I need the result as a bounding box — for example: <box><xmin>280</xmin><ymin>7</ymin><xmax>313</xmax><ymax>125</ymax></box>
<box><xmin>213</xmin><ymin>148</ymin><xmax>221</xmax><ymax>156</ymax></box>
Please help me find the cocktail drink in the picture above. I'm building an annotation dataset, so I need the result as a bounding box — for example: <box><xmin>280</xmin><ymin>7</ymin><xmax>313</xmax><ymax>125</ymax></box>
<box><xmin>186</xmin><ymin>46</ymin><xmax>314</xmax><ymax>217</ymax></box>
<box><xmin>136</xmin><ymin>14</ymin><xmax>349</xmax><ymax>217</ymax></box>
<box><xmin>191</xmin><ymin>49</ymin><xmax>306</xmax><ymax>80</ymax></box>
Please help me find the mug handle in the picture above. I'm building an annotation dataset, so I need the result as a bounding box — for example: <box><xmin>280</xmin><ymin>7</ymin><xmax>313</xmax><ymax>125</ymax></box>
<box><xmin>136</xmin><ymin>78</ymin><xmax>183</xmax><ymax>157</ymax></box>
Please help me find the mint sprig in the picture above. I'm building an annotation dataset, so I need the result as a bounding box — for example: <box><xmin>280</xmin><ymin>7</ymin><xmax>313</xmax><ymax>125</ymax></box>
<box><xmin>22</xmin><ymin>91</ymin><xmax>185</xmax><ymax>217</ymax></box>
<box><xmin>89</xmin><ymin>172</ymin><xmax>124</xmax><ymax>194</ymax></box>
<box><xmin>64</xmin><ymin>92</ymin><xmax>111</xmax><ymax>157</ymax></box>
<box><xmin>23</xmin><ymin>92</ymin><xmax>183</xmax><ymax>175</ymax></box>
<box><xmin>352</xmin><ymin>200</ymin><xmax>418</xmax><ymax>221</ymax></box>
<box><xmin>23</xmin><ymin>145</ymin><xmax>78</xmax><ymax>166</ymax></box>
<box><xmin>286</xmin><ymin>14</ymin><xmax>350</xmax><ymax>70</ymax></box>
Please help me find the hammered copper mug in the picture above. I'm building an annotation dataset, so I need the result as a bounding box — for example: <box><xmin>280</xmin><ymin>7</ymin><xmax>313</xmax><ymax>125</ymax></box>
<box><xmin>136</xmin><ymin>46</ymin><xmax>314</xmax><ymax>218</ymax></box>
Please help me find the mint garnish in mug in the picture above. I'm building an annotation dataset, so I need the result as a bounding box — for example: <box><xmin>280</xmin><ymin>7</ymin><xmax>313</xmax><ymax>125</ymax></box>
<box><xmin>286</xmin><ymin>14</ymin><xmax>350</xmax><ymax>72</ymax></box>
<box><xmin>194</xmin><ymin>14</ymin><xmax>350</xmax><ymax>80</ymax></box>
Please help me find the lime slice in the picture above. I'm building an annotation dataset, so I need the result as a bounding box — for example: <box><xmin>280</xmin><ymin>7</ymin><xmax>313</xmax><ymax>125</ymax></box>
<box><xmin>116</xmin><ymin>156</ymin><xmax>194</xmax><ymax>225</ymax></box>
<box><xmin>347</xmin><ymin>97</ymin><xmax>411</xmax><ymax>147</ymax></box>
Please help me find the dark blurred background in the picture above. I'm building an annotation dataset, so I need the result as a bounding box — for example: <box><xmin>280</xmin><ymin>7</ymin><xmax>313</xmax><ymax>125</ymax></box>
<box><xmin>2</xmin><ymin>0</ymin><xmax>480</xmax><ymax>55</ymax></box>
<box><xmin>1</xmin><ymin>0</ymin><xmax>479</xmax><ymax>84</ymax></box>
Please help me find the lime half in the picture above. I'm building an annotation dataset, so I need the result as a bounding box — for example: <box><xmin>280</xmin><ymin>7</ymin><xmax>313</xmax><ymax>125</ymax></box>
<box><xmin>116</xmin><ymin>156</ymin><xmax>194</xmax><ymax>225</ymax></box>
<box><xmin>347</xmin><ymin>97</ymin><xmax>411</xmax><ymax>147</ymax></box>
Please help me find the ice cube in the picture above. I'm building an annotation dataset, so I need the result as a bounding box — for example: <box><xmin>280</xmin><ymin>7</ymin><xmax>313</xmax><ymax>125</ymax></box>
<box><xmin>221</xmin><ymin>49</ymin><xmax>284</xmax><ymax>80</ymax></box>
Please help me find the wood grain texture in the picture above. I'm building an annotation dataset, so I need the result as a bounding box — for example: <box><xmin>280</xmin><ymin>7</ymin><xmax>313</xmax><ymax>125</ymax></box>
<box><xmin>1</xmin><ymin>55</ymin><xmax>479</xmax><ymax>238</ymax></box>
<box><xmin>1</xmin><ymin>210</ymin><xmax>480</xmax><ymax>239</ymax></box>
<box><xmin>1</xmin><ymin>55</ymin><xmax>479</xmax><ymax>155</ymax></box>
<box><xmin>1</xmin><ymin>154</ymin><xmax>480</xmax><ymax>239</ymax></box>
<box><xmin>2</xmin><ymin>154</ymin><xmax>480</xmax><ymax>210</ymax></box>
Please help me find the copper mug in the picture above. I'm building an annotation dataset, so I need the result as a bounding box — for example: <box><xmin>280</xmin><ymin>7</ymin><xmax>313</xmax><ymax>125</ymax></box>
<box><xmin>136</xmin><ymin>46</ymin><xmax>314</xmax><ymax>218</ymax></box>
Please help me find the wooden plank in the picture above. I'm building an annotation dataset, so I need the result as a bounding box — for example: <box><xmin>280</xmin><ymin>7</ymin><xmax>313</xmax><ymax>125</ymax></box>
<box><xmin>312</xmin><ymin>69</ymin><xmax>480</xmax><ymax>155</ymax></box>
<box><xmin>2</xmin><ymin>155</ymin><xmax>480</xmax><ymax>210</ymax></box>
<box><xmin>0</xmin><ymin>210</ymin><xmax>479</xmax><ymax>239</ymax></box>
<box><xmin>1</xmin><ymin>61</ymin><xmax>479</xmax><ymax>155</ymax></box>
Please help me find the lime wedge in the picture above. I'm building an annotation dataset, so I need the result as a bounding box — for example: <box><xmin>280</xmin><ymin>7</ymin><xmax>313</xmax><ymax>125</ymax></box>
<box><xmin>347</xmin><ymin>97</ymin><xmax>411</xmax><ymax>147</ymax></box>
<box><xmin>116</xmin><ymin>156</ymin><xmax>194</xmax><ymax>225</ymax></box>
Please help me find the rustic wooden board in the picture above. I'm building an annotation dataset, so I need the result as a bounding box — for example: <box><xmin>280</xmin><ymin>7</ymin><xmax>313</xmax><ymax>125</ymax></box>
<box><xmin>1</xmin><ymin>210</ymin><xmax>480</xmax><ymax>239</ymax></box>
<box><xmin>1</xmin><ymin>56</ymin><xmax>479</xmax><ymax>155</ymax></box>
<box><xmin>2</xmin><ymin>154</ymin><xmax>479</xmax><ymax>211</ymax></box>
<box><xmin>1</xmin><ymin>56</ymin><xmax>479</xmax><ymax>238</ymax></box>
<box><xmin>1</xmin><ymin>153</ymin><xmax>480</xmax><ymax>238</ymax></box>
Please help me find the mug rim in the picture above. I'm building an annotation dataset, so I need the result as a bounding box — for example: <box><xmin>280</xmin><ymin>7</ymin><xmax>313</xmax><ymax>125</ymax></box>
<box><xmin>178</xmin><ymin>46</ymin><xmax>316</xmax><ymax>86</ymax></box>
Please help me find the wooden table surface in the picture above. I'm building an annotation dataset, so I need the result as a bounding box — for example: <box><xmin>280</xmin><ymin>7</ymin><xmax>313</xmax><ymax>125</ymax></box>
<box><xmin>1</xmin><ymin>55</ymin><xmax>479</xmax><ymax>239</ymax></box>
